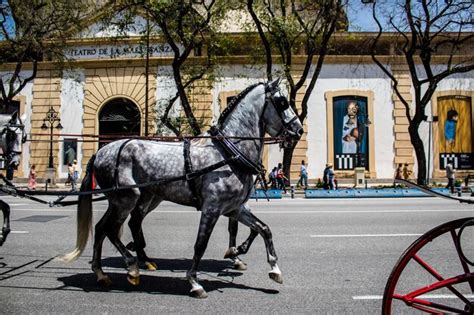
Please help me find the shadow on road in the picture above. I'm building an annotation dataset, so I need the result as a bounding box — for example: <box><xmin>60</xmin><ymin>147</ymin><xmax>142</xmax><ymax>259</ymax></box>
<box><xmin>101</xmin><ymin>256</ymin><xmax>240</xmax><ymax>273</ymax></box>
<box><xmin>58</xmin><ymin>271</ymin><xmax>279</xmax><ymax>297</ymax></box>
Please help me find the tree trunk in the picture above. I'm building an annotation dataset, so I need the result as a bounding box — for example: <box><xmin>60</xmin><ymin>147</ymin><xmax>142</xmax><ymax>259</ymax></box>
<box><xmin>282</xmin><ymin>142</ymin><xmax>297</xmax><ymax>182</ymax></box>
<box><xmin>408</xmin><ymin>123</ymin><xmax>427</xmax><ymax>185</ymax></box>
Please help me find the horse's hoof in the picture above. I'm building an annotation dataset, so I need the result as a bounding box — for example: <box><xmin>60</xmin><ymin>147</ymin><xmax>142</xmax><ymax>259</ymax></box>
<box><xmin>269</xmin><ymin>271</ymin><xmax>283</xmax><ymax>284</ymax></box>
<box><xmin>127</xmin><ymin>274</ymin><xmax>140</xmax><ymax>286</ymax></box>
<box><xmin>224</xmin><ymin>247</ymin><xmax>238</xmax><ymax>259</ymax></box>
<box><xmin>190</xmin><ymin>288</ymin><xmax>208</xmax><ymax>299</ymax></box>
<box><xmin>145</xmin><ymin>261</ymin><xmax>157</xmax><ymax>271</ymax></box>
<box><xmin>97</xmin><ymin>276</ymin><xmax>112</xmax><ymax>287</ymax></box>
<box><xmin>233</xmin><ymin>260</ymin><xmax>247</xmax><ymax>271</ymax></box>
<box><xmin>0</xmin><ymin>237</ymin><xmax>4</xmax><ymax>246</ymax></box>
<box><xmin>125</xmin><ymin>241</ymin><xmax>136</xmax><ymax>252</ymax></box>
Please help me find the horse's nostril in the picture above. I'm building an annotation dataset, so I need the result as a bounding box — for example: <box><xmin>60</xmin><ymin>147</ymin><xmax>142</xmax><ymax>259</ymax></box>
<box><xmin>297</xmin><ymin>128</ymin><xmax>304</xmax><ymax>136</ymax></box>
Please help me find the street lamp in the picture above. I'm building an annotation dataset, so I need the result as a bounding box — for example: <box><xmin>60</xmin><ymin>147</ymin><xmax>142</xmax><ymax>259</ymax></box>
<box><xmin>41</xmin><ymin>106</ymin><xmax>63</xmax><ymax>169</ymax></box>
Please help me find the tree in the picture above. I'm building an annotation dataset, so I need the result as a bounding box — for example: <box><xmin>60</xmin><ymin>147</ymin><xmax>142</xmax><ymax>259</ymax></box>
<box><xmin>369</xmin><ymin>0</ymin><xmax>474</xmax><ymax>185</ymax></box>
<box><xmin>245</xmin><ymin>0</ymin><xmax>346</xmax><ymax>179</ymax></box>
<box><xmin>0</xmin><ymin>0</ymin><xmax>90</xmax><ymax>111</ymax></box>
<box><xmin>138</xmin><ymin>0</ymin><xmax>229</xmax><ymax>136</ymax></box>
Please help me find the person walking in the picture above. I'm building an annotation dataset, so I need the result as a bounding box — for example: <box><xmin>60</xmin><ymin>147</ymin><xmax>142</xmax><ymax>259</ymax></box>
<box><xmin>446</xmin><ymin>162</ymin><xmax>455</xmax><ymax>193</ymax></box>
<box><xmin>323</xmin><ymin>164</ymin><xmax>330</xmax><ymax>190</ymax></box>
<box><xmin>297</xmin><ymin>160</ymin><xmax>308</xmax><ymax>189</ymax></box>
<box><xmin>268</xmin><ymin>167</ymin><xmax>277</xmax><ymax>189</ymax></box>
<box><xmin>327</xmin><ymin>163</ymin><xmax>336</xmax><ymax>190</ymax></box>
<box><xmin>68</xmin><ymin>163</ymin><xmax>77</xmax><ymax>191</ymax></box>
<box><xmin>72</xmin><ymin>159</ymin><xmax>78</xmax><ymax>183</ymax></box>
<box><xmin>402</xmin><ymin>163</ymin><xmax>412</xmax><ymax>180</ymax></box>
<box><xmin>395</xmin><ymin>163</ymin><xmax>403</xmax><ymax>180</ymax></box>
<box><xmin>276</xmin><ymin>163</ymin><xmax>287</xmax><ymax>193</ymax></box>
<box><xmin>27</xmin><ymin>165</ymin><xmax>37</xmax><ymax>190</ymax></box>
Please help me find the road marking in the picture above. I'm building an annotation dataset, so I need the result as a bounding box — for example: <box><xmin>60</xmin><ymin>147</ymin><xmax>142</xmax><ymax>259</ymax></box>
<box><xmin>310</xmin><ymin>233</ymin><xmax>422</xmax><ymax>238</ymax></box>
<box><xmin>353</xmin><ymin>294</ymin><xmax>474</xmax><ymax>300</ymax></box>
<box><xmin>10</xmin><ymin>230</ymin><xmax>29</xmax><ymax>234</ymax></box>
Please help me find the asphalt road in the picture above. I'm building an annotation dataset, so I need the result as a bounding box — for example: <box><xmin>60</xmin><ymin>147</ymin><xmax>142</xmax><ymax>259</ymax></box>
<box><xmin>0</xmin><ymin>196</ymin><xmax>473</xmax><ymax>314</ymax></box>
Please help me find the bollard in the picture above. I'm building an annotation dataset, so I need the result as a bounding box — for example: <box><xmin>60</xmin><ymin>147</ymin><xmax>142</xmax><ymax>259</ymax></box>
<box><xmin>290</xmin><ymin>185</ymin><xmax>295</xmax><ymax>199</ymax></box>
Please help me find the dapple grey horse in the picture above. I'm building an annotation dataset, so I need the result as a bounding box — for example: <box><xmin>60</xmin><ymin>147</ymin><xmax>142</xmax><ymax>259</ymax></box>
<box><xmin>61</xmin><ymin>79</ymin><xmax>303</xmax><ymax>298</ymax></box>
<box><xmin>0</xmin><ymin>111</ymin><xmax>27</xmax><ymax>246</ymax></box>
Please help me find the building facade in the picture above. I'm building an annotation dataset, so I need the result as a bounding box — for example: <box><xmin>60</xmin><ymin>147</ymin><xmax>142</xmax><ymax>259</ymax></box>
<box><xmin>2</xmin><ymin>16</ymin><xmax>473</xmax><ymax>184</ymax></box>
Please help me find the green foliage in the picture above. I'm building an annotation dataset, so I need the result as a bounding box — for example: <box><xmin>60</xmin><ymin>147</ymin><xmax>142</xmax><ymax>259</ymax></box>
<box><xmin>0</xmin><ymin>0</ymin><xmax>91</xmax><ymax>109</ymax></box>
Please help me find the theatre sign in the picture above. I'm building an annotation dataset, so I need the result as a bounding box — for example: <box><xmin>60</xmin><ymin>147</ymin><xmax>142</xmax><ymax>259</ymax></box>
<box><xmin>65</xmin><ymin>43</ymin><xmax>176</xmax><ymax>60</ymax></box>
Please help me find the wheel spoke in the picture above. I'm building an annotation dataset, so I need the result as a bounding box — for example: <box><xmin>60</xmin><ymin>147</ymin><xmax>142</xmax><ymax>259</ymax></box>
<box><xmin>452</xmin><ymin>225</ymin><xmax>474</xmax><ymax>293</ymax></box>
<box><xmin>383</xmin><ymin>218</ymin><xmax>474</xmax><ymax>315</ymax></box>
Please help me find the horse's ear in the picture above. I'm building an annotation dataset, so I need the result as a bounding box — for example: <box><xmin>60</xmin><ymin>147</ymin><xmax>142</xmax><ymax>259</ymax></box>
<box><xmin>269</xmin><ymin>77</ymin><xmax>282</xmax><ymax>94</ymax></box>
<box><xmin>9</xmin><ymin>111</ymin><xmax>18</xmax><ymax>123</ymax></box>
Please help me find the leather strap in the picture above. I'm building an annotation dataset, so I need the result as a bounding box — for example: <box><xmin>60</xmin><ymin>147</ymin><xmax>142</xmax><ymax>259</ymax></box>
<box><xmin>183</xmin><ymin>139</ymin><xmax>201</xmax><ymax>209</ymax></box>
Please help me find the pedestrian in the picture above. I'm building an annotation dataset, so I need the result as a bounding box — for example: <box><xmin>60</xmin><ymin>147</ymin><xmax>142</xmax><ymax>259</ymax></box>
<box><xmin>402</xmin><ymin>163</ymin><xmax>412</xmax><ymax>180</ymax></box>
<box><xmin>395</xmin><ymin>163</ymin><xmax>403</xmax><ymax>180</ymax></box>
<box><xmin>327</xmin><ymin>163</ymin><xmax>336</xmax><ymax>190</ymax></box>
<box><xmin>297</xmin><ymin>160</ymin><xmax>308</xmax><ymax>189</ymax></box>
<box><xmin>68</xmin><ymin>163</ymin><xmax>76</xmax><ymax>191</ymax></box>
<box><xmin>72</xmin><ymin>159</ymin><xmax>78</xmax><ymax>182</ymax></box>
<box><xmin>276</xmin><ymin>163</ymin><xmax>287</xmax><ymax>193</ymax></box>
<box><xmin>27</xmin><ymin>164</ymin><xmax>37</xmax><ymax>190</ymax></box>
<box><xmin>446</xmin><ymin>162</ymin><xmax>455</xmax><ymax>193</ymax></box>
<box><xmin>323</xmin><ymin>163</ymin><xmax>330</xmax><ymax>190</ymax></box>
<box><xmin>268</xmin><ymin>167</ymin><xmax>277</xmax><ymax>189</ymax></box>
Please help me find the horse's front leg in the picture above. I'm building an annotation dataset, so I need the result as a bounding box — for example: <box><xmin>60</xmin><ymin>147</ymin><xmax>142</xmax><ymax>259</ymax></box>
<box><xmin>224</xmin><ymin>217</ymin><xmax>248</xmax><ymax>270</ymax></box>
<box><xmin>0</xmin><ymin>200</ymin><xmax>11</xmax><ymax>246</ymax></box>
<box><xmin>187</xmin><ymin>209</ymin><xmax>219</xmax><ymax>298</ymax></box>
<box><xmin>234</xmin><ymin>204</ymin><xmax>282</xmax><ymax>284</ymax></box>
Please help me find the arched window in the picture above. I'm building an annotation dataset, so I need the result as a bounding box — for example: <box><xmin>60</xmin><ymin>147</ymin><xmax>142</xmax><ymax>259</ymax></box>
<box><xmin>98</xmin><ymin>98</ymin><xmax>141</xmax><ymax>147</ymax></box>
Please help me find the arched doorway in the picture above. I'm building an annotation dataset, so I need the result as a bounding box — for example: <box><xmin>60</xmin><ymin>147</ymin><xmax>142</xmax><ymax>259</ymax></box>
<box><xmin>99</xmin><ymin>98</ymin><xmax>141</xmax><ymax>147</ymax></box>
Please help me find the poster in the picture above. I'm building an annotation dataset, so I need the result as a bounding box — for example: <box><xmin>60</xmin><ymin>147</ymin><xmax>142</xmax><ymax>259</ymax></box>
<box><xmin>333</xmin><ymin>96</ymin><xmax>369</xmax><ymax>170</ymax></box>
<box><xmin>63</xmin><ymin>139</ymin><xmax>77</xmax><ymax>165</ymax></box>
<box><xmin>437</xmin><ymin>96</ymin><xmax>473</xmax><ymax>169</ymax></box>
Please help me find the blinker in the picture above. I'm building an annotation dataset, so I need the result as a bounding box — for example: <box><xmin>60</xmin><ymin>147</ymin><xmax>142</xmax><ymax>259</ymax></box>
<box><xmin>273</xmin><ymin>96</ymin><xmax>290</xmax><ymax>113</ymax></box>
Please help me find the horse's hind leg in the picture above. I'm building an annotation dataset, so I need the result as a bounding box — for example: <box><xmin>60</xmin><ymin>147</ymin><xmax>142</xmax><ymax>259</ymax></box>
<box><xmin>91</xmin><ymin>195</ymin><xmax>140</xmax><ymax>286</ymax></box>
<box><xmin>0</xmin><ymin>200</ymin><xmax>11</xmax><ymax>246</ymax></box>
<box><xmin>187</xmin><ymin>210</ymin><xmax>220</xmax><ymax>298</ymax></box>
<box><xmin>233</xmin><ymin>204</ymin><xmax>282</xmax><ymax>284</ymax></box>
<box><xmin>224</xmin><ymin>217</ymin><xmax>248</xmax><ymax>270</ymax></box>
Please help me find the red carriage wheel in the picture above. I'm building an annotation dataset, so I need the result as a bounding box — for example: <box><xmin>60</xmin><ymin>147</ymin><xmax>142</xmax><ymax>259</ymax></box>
<box><xmin>382</xmin><ymin>217</ymin><xmax>474</xmax><ymax>314</ymax></box>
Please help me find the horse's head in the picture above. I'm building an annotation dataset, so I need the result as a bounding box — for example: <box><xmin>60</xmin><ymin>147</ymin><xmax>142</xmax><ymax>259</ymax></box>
<box><xmin>263</xmin><ymin>78</ymin><xmax>303</xmax><ymax>148</ymax></box>
<box><xmin>0</xmin><ymin>111</ymin><xmax>27</xmax><ymax>179</ymax></box>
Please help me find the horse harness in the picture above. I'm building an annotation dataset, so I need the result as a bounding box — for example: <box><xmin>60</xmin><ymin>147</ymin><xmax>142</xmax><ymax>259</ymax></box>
<box><xmin>0</xmin><ymin>83</ymin><xmax>292</xmax><ymax>207</ymax></box>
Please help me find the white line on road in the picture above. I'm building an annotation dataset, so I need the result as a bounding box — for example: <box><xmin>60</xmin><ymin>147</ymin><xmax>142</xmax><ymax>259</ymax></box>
<box><xmin>10</xmin><ymin>230</ymin><xmax>29</xmax><ymax>234</ymax></box>
<box><xmin>353</xmin><ymin>294</ymin><xmax>474</xmax><ymax>300</ymax></box>
<box><xmin>311</xmin><ymin>233</ymin><xmax>422</xmax><ymax>238</ymax></box>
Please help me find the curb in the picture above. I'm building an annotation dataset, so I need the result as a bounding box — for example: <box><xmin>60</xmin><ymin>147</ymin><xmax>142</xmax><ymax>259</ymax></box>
<box><xmin>250</xmin><ymin>188</ymin><xmax>453</xmax><ymax>199</ymax></box>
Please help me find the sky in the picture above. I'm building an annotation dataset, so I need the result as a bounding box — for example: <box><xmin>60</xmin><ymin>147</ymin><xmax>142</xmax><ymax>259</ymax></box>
<box><xmin>347</xmin><ymin>0</ymin><xmax>380</xmax><ymax>32</ymax></box>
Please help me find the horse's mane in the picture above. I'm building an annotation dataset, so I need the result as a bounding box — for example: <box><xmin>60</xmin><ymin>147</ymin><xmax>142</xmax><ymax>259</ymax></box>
<box><xmin>217</xmin><ymin>83</ymin><xmax>262</xmax><ymax>127</ymax></box>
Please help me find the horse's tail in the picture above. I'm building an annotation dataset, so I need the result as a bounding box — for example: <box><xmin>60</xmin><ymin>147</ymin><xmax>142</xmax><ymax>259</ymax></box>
<box><xmin>59</xmin><ymin>154</ymin><xmax>96</xmax><ymax>263</ymax></box>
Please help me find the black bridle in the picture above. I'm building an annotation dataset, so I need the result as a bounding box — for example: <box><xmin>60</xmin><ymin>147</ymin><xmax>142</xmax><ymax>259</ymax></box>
<box><xmin>1</xmin><ymin>122</ymin><xmax>27</xmax><ymax>160</ymax></box>
<box><xmin>210</xmin><ymin>83</ymin><xmax>300</xmax><ymax>175</ymax></box>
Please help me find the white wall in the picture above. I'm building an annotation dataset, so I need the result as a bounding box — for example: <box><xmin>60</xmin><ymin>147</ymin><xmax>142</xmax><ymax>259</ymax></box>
<box><xmin>60</xmin><ymin>69</ymin><xmax>85</xmax><ymax>178</ymax></box>
<box><xmin>306</xmin><ymin>63</ymin><xmax>394</xmax><ymax>179</ymax></box>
